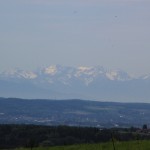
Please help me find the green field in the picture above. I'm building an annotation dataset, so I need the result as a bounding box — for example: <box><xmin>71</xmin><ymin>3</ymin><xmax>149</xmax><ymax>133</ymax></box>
<box><xmin>17</xmin><ymin>140</ymin><xmax>150</xmax><ymax>150</ymax></box>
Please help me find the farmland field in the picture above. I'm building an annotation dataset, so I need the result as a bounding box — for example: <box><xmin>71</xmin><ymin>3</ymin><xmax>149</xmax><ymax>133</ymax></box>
<box><xmin>17</xmin><ymin>140</ymin><xmax>150</xmax><ymax>150</ymax></box>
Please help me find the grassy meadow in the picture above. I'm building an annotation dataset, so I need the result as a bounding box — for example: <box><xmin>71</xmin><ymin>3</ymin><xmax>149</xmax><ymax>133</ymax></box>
<box><xmin>17</xmin><ymin>140</ymin><xmax>150</xmax><ymax>150</ymax></box>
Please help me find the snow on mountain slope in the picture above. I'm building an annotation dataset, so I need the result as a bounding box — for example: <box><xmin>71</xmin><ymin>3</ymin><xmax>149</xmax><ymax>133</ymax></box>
<box><xmin>39</xmin><ymin>65</ymin><xmax>132</xmax><ymax>83</ymax></box>
<box><xmin>0</xmin><ymin>69</ymin><xmax>37</xmax><ymax>79</ymax></box>
<box><xmin>0</xmin><ymin>65</ymin><xmax>134</xmax><ymax>84</ymax></box>
<box><xmin>106</xmin><ymin>70</ymin><xmax>131</xmax><ymax>81</ymax></box>
<box><xmin>140</xmin><ymin>75</ymin><xmax>150</xmax><ymax>80</ymax></box>
<box><xmin>0</xmin><ymin>65</ymin><xmax>150</xmax><ymax>102</ymax></box>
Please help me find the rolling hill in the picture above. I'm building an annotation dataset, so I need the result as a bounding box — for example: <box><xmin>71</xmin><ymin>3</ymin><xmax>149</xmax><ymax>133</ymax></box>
<box><xmin>0</xmin><ymin>97</ymin><xmax>150</xmax><ymax>127</ymax></box>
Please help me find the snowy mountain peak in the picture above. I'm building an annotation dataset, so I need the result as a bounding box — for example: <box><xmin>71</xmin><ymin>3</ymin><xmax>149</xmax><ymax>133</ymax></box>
<box><xmin>75</xmin><ymin>66</ymin><xmax>93</xmax><ymax>77</ymax></box>
<box><xmin>106</xmin><ymin>70</ymin><xmax>131</xmax><ymax>81</ymax></box>
<box><xmin>19</xmin><ymin>71</ymin><xmax>37</xmax><ymax>79</ymax></box>
<box><xmin>77</xmin><ymin>66</ymin><xmax>92</xmax><ymax>72</ymax></box>
<box><xmin>44</xmin><ymin>65</ymin><xmax>58</xmax><ymax>75</ymax></box>
<box><xmin>75</xmin><ymin>66</ymin><xmax>105</xmax><ymax>78</ymax></box>
<box><xmin>0</xmin><ymin>65</ymin><xmax>133</xmax><ymax>82</ymax></box>
<box><xmin>0</xmin><ymin>69</ymin><xmax>37</xmax><ymax>79</ymax></box>
<box><xmin>106</xmin><ymin>71</ymin><xmax>118</xmax><ymax>80</ymax></box>
<box><xmin>0</xmin><ymin>65</ymin><xmax>150</xmax><ymax>102</ymax></box>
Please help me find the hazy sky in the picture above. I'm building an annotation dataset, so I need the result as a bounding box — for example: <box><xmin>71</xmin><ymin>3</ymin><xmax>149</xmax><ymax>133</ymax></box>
<box><xmin>0</xmin><ymin>0</ymin><xmax>150</xmax><ymax>76</ymax></box>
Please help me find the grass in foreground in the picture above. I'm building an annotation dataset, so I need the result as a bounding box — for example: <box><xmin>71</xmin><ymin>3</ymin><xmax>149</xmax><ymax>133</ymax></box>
<box><xmin>17</xmin><ymin>140</ymin><xmax>150</xmax><ymax>150</ymax></box>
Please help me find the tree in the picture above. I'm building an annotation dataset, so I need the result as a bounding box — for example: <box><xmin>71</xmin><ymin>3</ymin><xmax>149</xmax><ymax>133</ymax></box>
<box><xmin>142</xmin><ymin>124</ymin><xmax>147</xmax><ymax>130</ymax></box>
<box><xmin>27</xmin><ymin>138</ymin><xmax>35</xmax><ymax>150</ymax></box>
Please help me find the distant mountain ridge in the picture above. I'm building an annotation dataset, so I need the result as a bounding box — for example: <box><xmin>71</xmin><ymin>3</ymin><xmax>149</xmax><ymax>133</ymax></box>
<box><xmin>0</xmin><ymin>65</ymin><xmax>150</xmax><ymax>102</ymax></box>
<box><xmin>0</xmin><ymin>65</ymin><xmax>132</xmax><ymax>81</ymax></box>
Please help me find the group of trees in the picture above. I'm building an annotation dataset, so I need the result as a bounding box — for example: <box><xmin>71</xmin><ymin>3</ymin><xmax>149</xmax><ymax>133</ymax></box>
<box><xmin>0</xmin><ymin>124</ymin><xmax>149</xmax><ymax>149</ymax></box>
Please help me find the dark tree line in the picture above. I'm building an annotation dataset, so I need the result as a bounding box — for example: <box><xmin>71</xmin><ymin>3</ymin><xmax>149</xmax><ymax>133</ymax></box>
<box><xmin>0</xmin><ymin>124</ymin><xmax>149</xmax><ymax>149</ymax></box>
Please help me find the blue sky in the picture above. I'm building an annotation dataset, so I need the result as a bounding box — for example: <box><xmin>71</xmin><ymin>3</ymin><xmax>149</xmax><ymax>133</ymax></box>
<box><xmin>0</xmin><ymin>0</ymin><xmax>150</xmax><ymax>76</ymax></box>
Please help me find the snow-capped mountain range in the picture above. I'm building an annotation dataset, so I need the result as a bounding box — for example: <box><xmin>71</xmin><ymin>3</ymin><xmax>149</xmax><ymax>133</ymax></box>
<box><xmin>0</xmin><ymin>65</ymin><xmax>131</xmax><ymax>81</ymax></box>
<box><xmin>0</xmin><ymin>65</ymin><xmax>150</xmax><ymax>102</ymax></box>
